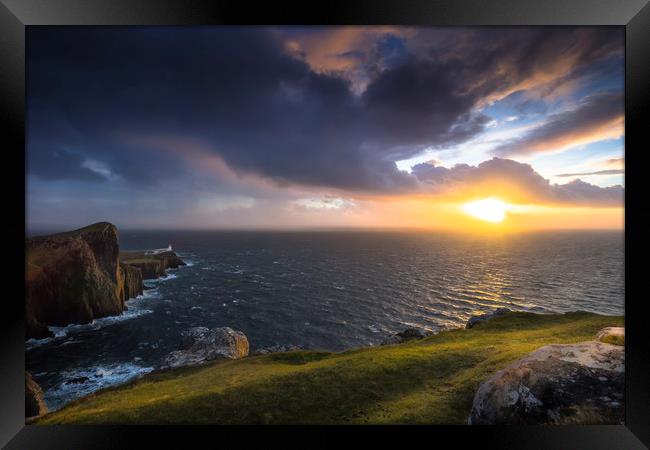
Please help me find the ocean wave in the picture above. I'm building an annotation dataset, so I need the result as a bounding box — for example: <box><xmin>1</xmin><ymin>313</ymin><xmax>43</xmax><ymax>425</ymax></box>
<box><xmin>25</xmin><ymin>337</ymin><xmax>55</xmax><ymax>349</ymax></box>
<box><xmin>135</xmin><ymin>288</ymin><xmax>161</xmax><ymax>300</ymax></box>
<box><xmin>26</xmin><ymin>302</ymin><xmax>154</xmax><ymax>351</ymax></box>
<box><xmin>49</xmin><ymin>307</ymin><xmax>154</xmax><ymax>338</ymax></box>
<box><xmin>44</xmin><ymin>362</ymin><xmax>154</xmax><ymax>411</ymax></box>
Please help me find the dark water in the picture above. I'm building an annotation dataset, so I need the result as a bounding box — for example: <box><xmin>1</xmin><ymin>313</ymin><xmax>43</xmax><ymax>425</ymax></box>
<box><xmin>26</xmin><ymin>230</ymin><xmax>624</xmax><ymax>411</ymax></box>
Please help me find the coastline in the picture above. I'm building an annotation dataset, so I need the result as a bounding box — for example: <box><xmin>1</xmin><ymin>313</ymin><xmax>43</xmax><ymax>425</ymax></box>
<box><xmin>34</xmin><ymin>310</ymin><xmax>624</xmax><ymax>425</ymax></box>
<box><xmin>24</xmin><ymin>223</ymin><xmax>625</xmax><ymax>423</ymax></box>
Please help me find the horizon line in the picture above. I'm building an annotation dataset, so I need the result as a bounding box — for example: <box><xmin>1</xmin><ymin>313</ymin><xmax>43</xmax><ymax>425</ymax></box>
<box><xmin>26</xmin><ymin>223</ymin><xmax>625</xmax><ymax>234</ymax></box>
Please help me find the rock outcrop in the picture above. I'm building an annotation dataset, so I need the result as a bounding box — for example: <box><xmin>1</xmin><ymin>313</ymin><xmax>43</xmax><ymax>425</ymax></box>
<box><xmin>163</xmin><ymin>327</ymin><xmax>249</xmax><ymax>369</ymax></box>
<box><xmin>253</xmin><ymin>344</ymin><xmax>302</xmax><ymax>355</ymax></box>
<box><xmin>466</xmin><ymin>308</ymin><xmax>511</xmax><ymax>329</ymax></box>
<box><xmin>120</xmin><ymin>250</ymin><xmax>186</xmax><ymax>280</ymax></box>
<box><xmin>25</xmin><ymin>371</ymin><xmax>48</xmax><ymax>417</ymax></box>
<box><xmin>596</xmin><ymin>326</ymin><xmax>625</xmax><ymax>346</ymax></box>
<box><xmin>381</xmin><ymin>327</ymin><xmax>431</xmax><ymax>345</ymax></box>
<box><xmin>120</xmin><ymin>263</ymin><xmax>143</xmax><ymax>301</ymax></box>
<box><xmin>468</xmin><ymin>338</ymin><xmax>624</xmax><ymax>425</ymax></box>
<box><xmin>25</xmin><ymin>222</ymin><xmax>186</xmax><ymax>340</ymax></box>
<box><xmin>26</xmin><ymin>222</ymin><xmax>133</xmax><ymax>338</ymax></box>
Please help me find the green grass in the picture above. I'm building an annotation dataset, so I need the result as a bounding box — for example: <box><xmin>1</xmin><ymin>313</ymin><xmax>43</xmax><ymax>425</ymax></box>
<box><xmin>119</xmin><ymin>258</ymin><xmax>158</xmax><ymax>264</ymax></box>
<box><xmin>40</xmin><ymin>222</ymin><xmax>115</xmax><ymax>239</ymax></box>
<box><xmin>36</xmin><ymin>311</ymin><xmax>623</xmax><ymax>425</ymax></box>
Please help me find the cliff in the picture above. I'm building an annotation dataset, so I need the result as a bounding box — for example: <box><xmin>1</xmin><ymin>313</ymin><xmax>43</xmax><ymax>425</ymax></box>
<box><xmin>120</xmin><ymin>250</ymin><xmax>186</xmax><ymax>280</ymax></box>
<box><xmin>25</xmin><ymin>371</ymin><xmax>48</xmax><ymax>418</ymax></box>
<box><xmin>26</xmin><ymin>222</ymin><xmax>186</xmax><ymax>339</ymax></box>
<box><xmin>120</xmin><ymin>263</ymin><xmax>144</xmax><ymax>301</ymax></box>
<box><xmin>26</xmin><ymin>222</ymin><xmax>128</xmax><ymax>339</ymax></box>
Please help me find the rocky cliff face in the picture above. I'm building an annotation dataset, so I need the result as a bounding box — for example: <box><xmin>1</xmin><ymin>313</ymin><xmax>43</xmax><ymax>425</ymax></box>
<box><xmin>120</xmin><ymin>251</ymin><xmax>186</xmax><ymax>280</ymax></box>
<box><xmin>25</xmin><ymin>222</ymin><xmax>145</xmax><ymax>339</ymax></box>
<box><xmin>26</xmin><ymin>371</ymin><xmax>48</xmax><ymax>417</ymax></box>
<box><xmin>120</xmin><ymin>263</ymin><xmax>144</xmax><ymax>301</ymax></box>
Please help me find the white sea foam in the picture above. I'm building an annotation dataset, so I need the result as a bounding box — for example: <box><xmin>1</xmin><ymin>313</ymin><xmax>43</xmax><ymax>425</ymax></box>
<box><xmin>25</xmin><ymin>337</ymin><xmax>55</xmax><ymax>349</ymax></box>
<box><xmin>48</xmin><ymin>307</ymin><xmax>154</xmax><ymax>338</ymax></box>
<box><xmin>44</xmin><ymin>362</ymin><xmax>154</xmax><ymax>411</ymax></box>
<box><xmin>145</xmin><ymin>273</ymin><xmax>178</xmax><ymax>283</ymax></box>
<box><xmin>27</xmin><ymin>300</ymin><xmax>154</xmax><ymax>351</ymax></box>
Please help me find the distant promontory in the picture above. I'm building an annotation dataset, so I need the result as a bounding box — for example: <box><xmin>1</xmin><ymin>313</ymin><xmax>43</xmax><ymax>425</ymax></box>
<box><xmin>26</xmin><ymin>222</ymin><xmax>185</xmax><ymax>340</ymax></box>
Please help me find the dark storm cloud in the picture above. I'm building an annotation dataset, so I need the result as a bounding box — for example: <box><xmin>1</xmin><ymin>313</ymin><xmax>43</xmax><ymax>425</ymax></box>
<box><xmin>422</xmin><ymin>27</ymin><xmax>622</xmax><ymax>99</ymax></box>
<box><xmin>411</xmin><ymin>158</ymin><xmax>623</xmax><ymax>206</ymax></box>
<box><xmin>28</xmin><ymin>145</ymin><xmax>107</xmax><ymax>182</ymax></box>
<box><xmin>27</xmin><ymin>27</ymin><xmax>623</xmax><ymax>195</ymax></box>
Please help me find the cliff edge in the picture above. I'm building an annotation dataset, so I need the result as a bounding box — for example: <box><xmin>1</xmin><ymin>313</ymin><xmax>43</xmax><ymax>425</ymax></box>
<box><xmin>25</xmin><ymin>222</ymin><xmax>184</xmax><ymax>340</ymax></box>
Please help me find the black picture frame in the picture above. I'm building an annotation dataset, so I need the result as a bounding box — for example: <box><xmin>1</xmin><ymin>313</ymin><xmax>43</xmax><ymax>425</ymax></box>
<box><xmin>1</xmin><ymin>0</ymin><xmax>648</xmax><ymax>448</ymax></box>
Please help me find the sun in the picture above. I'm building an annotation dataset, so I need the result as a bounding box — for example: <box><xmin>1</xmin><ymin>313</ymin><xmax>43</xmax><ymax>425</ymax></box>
<box><xmin>461</xmin><ymin>197</ymin><xmax>512</xmax><ymax>223</ymax></box>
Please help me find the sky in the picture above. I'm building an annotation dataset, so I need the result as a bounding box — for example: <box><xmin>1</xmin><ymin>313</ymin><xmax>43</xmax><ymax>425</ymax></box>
<box><xmin>26</xmin><ymin>26</ymin><xmax>624</xmax><ymax>231</ymax></box>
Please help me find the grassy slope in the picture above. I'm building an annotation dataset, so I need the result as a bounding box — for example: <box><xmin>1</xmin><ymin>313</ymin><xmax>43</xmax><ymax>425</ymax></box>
<box><xmin>37</xmin><ymin>311</ymin><xmax>623</xmax><ymax>425</ymax></box>
<box><xmin>27</xmin><ymin>222</ymin><xmax>113</xmax><ymax>271</ymax></box>
<box><xmin>119</xmin><ymin>251</ymin><xmax>167</xmax><ymax>266</ymax></box>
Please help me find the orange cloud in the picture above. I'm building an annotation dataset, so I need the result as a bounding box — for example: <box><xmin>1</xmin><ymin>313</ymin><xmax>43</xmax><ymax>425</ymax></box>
<box><xmin>285</xmin><ymin>27</ymin><xmax>411</xmax><ymax>72</ymax></box>
<box><xmin>602</xmin><ymin>157</ymin><xmax>625</xmax><ymax>170</ymax></box>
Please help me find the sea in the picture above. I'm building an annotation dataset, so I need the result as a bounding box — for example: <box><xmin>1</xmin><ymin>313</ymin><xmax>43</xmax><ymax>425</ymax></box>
<box><xmin>25</xmin><ymin>230</ymin><xmax>624</xmax><ymax>411</ymax></box>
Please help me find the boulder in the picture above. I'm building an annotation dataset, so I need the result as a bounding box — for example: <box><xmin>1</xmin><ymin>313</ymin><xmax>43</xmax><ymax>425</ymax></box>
<box><xmin>163</xmin><ymin>327</ymin><xmax>249</xmax><ymax>369</ymax></box>
<box><xmin>466</xmin><ymin>307</ymin><xmax>511</xmax><ymax>329</ymax></box>
<box><xmin>25</xmin><ymin>372</ymin><xmax>48</xmax><ymax>418</ymax></box>
<box><xmin>381</xmin><ymin>327</ymin><xmax>431</xmax><ymax>345</ymax></box>
<box><xmin>468</xmin><ymin>341</ymin><xmax>624</xmax><ymax>425</ymax></box>
<box><xmin>596</xmin><ymin>327</ymin><xmax>624</xmax><ymax>346</ymax></box>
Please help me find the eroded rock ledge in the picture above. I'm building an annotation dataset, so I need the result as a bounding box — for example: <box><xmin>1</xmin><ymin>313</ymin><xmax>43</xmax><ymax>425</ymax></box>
<box><xmin>120</xmin><ymin>250</ymin><xmax>186</xmax><ymax>280</ymax></box>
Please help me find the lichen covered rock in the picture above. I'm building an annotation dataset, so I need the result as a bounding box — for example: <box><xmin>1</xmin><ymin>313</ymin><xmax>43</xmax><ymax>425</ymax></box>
<box><xmin>163</xmin><ymin>327</ymin><xmax>249</xmax><ymax>369</ymax></box>
<box><xmin>596</xmin><ymin>327</ymin><xmax>624</xmax><ymax>346</ymax></box>
<box><xmin>468</xmin><ymin>341</ymin><xmax>624</xmax><ymax>424</ymax></box>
